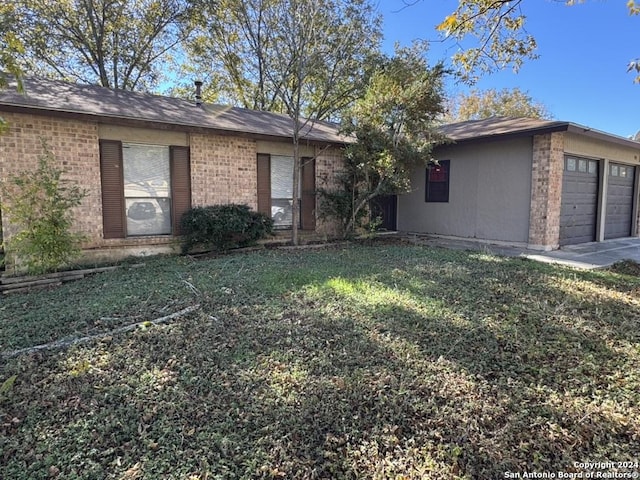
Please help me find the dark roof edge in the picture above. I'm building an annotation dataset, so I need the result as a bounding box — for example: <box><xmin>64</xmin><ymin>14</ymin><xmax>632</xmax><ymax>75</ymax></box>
<box><xmin>439</xmin><ymin>120</ymin><xmax>640</xmax><ymax>151</ymax></box>
<box><xmin>439</xmin><ymin>122</ymin><xmax>571</xmax><ymax>146</ymax></box>
<box><xmin>0</xmin><ymin>103</ymin><xmax>349</xmax><ymax>146</ymax></box>
<box><xmin>565</xmin><ymin>123</ymin><xmax>640</xmax><ymax>150</ymax></box>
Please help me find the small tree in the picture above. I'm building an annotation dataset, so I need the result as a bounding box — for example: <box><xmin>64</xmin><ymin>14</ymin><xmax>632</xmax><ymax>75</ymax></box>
<box><xmin>1</xmin><ymin>143</ymin><xmax>87</xmax><ymax>274</ymax></box>
<box><xmin>320</xmin><ymin>44</ymin><xmax>447</xmax><ymax>236</ymax></box>
<box><xmin>189</xmin><ymin>0</ymin><xmax>381</xmax><ymax>245</ymax></box>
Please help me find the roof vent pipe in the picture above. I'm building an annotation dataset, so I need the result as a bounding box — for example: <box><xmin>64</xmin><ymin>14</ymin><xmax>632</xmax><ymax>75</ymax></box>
<box><xmin>194</xmin><ymin>80</ymin><xmax>203</xmax><ymax>107</ymax></box>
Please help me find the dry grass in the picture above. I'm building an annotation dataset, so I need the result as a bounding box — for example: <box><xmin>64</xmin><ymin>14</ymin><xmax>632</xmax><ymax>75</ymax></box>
<box><xmin>1</xmin><ymin>242</ymin><xmax>639</xmax><ymax>479</ymax></box>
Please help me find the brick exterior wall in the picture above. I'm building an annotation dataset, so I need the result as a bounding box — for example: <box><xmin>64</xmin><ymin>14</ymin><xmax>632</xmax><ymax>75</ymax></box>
<box><xmin>315</xmin><ymin>145</ymin><xmax>346</xmax><ymax>237</ymax></box>
<box><xmin>190</xmin><ymin>133</ymin><xmax>258</xmax><ymax>208</ymax></box>
<box><xmin>0</xmin><ymin>111</ymin><xmax>345</xmax><ymax>267</ymax></box>
<box><xmin>0</xmin><ymin>112</ymin><xmax>103</xmax><ymax>248</ymax></box>
<box><xmin>528</xmin><ymin>132</ymin><xmax>565</xmax><ymax>250</ymax></box>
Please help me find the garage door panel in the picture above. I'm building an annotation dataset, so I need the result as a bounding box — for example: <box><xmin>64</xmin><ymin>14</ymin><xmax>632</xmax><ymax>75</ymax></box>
<box><xmin>560</xmin><ymin>157</ymin><xmax>599</xmax><ymax>246</ymax></box>
<box><xmin>560</xmin><ymin>226</ymin><xmax>595</xmax><ymax>245</ymax></box>
<box><xmin>604</xmin><ymin>164</ymin><xmax>635</xmax><ymax>240</ymax></box>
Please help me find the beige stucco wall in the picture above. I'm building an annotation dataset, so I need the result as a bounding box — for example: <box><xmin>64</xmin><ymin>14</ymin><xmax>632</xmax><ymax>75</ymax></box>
<box><xmin>256</xmin><ymin>140</ymin><xmax>315</xmax><ymax>157</ymax></box>
<box><xmin>98</xmin><ymin>124</ymin><xmax>189</xmax><ymax>146</ymax></box>
<box><xmin>564</xmin><ymin>133</ymin><xmax>640</xmax><ymax>165</ymax></box>
<box><xmin>397</xmin><ymin>137</ymin><xmax>533</xmax><ymax>244</ymax></box>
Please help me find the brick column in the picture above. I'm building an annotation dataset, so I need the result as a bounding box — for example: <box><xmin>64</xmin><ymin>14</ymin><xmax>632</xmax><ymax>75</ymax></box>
<box><xmin>315</xmin><ymin>146</ymin><xmax>345</xmax><ymax>238</ymax></box>
<box><xmin>528</xmin><ymin>132</ymin><xmax>564</xmax><ymax>250</ymax></box>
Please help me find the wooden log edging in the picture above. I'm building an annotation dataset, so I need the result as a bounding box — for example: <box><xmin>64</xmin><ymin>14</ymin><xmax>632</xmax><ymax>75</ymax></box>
<box><xmin>1</xmin><ymin>304</ymin><xmax>202</xmax><ymax>359</ymax></box>
<box><xmin>0</xmin><ymin>265</ymin><xmax>125</xmax><ymax>294</ymax></box>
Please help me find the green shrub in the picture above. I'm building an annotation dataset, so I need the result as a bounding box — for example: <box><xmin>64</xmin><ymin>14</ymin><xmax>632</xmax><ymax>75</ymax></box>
<box><xmin>1</xmin><ymin>142</ymin><xmax>87</xmax><ymax>274</ymax></box>
<box><xmin>180</xmin><ymin>204</ymin><xmax>273</xmax><ymax>253</ymax></box>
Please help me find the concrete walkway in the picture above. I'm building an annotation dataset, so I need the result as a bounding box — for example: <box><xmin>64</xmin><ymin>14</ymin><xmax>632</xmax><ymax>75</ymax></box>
<box><xmin>404</xmin><ymin>234</ymin><xmax>640</xmax><ymax>270</ymax></box>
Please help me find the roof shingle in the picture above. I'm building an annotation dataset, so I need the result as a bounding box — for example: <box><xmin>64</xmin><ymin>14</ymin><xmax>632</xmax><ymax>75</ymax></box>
<box><xmin>438</xmin><ymin>116</ymin><xmax>640</xmax><ymax>150</ymax></box>
<box><xmin>0</xmin><ymin>76</ymin><xmax>348</xmax><ymax>144</ymax></box>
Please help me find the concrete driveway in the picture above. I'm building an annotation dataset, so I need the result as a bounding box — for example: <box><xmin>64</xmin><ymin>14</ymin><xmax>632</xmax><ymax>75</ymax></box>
<box><xmin>522</xmin><ymin>238</ymin><xmax>640</xmax><ymax>269</ymax></box>
<box><xmin>403</xmin><ymin>234</ymin><xmax>640</xmax><ymax>270</ymax></box>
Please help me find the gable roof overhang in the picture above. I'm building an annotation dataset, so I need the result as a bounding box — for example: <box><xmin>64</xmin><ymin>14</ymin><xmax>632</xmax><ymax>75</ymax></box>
<box><xmin>0</xmin><ymin>76</ymin><xmax>349</xmax><ymax>146</ymax></box>
<box><xmin>436</xmin><ymin>116</ymin><xmax>640</xmax><ymax>151</ymax></box>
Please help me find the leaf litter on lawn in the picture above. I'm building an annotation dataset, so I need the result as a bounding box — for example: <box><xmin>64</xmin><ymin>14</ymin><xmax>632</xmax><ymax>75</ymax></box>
<box><xmin>1</xmin><ymin>244</ymin><xmax>640</xmax><ymax>479</ymax></box>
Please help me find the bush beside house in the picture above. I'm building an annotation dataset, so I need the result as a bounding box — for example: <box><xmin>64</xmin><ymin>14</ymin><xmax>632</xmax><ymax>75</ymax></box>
<box><xmin>1</xmin><ymin>145</ymin><xmax>87</xmax><ymax>274</ymax></box>
<box><xmin>180</xmin><ymin>204</ymin><xmax>273</xmax><ymax>254</ymax></box>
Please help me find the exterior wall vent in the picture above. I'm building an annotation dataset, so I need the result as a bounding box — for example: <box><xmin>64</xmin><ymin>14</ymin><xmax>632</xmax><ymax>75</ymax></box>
<box><xmin>194</xmin><ymin>80</ymin><xmax>203</xmax><ymax>107</ymax></box>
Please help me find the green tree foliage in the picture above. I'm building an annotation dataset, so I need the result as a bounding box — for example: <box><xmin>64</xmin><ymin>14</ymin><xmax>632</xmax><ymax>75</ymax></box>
<box><xmin>13</xmin><ymin>0</ymin><xmax>193</xmax><ymax>91</ymax></box>
<box><xmin>0</xmin><ymin>3</ymin><xmax>25</xmax><ymax>132</ymax></box>
<box><xmin>265</xmin><ymin>0</ymin><xmax>381</xmax><ymax>245</ymax></box>
<box><xmin>321</xmin><ymin>44</ymin><xmax>447</xmax><ymax>236</ymax></box>
<box><xmin>1</xmin><ymin>144</ymin><xmax>88</xmax><ymax>274</ymax></box>
<box><xmin>186</xmin><ymin>0</ymin><xmax>288</xmax><ymax>111</ymax></box>
<box><xmin>0</xmin><ymin>4</ymin><xmax>24</xmax><ymax>87</ymax></box>
<box><xmin>435</xmin><ymin>0</ymin><xmax>639</xmax><ymax>83</ymax></box>
<box><xmin>187</xmin><ymin>0</ymin><xmax>381</xmax><ymax>119</ymax></box>
<box><xmin>435</xmin><ymin>0</ymin><xmax>537</xmax><ymax>83</ymax></box>
<box><xmin>189</xmin><ymin>0</ymin><xmax>381</xmax><ymax>244</ymax></box>
<box><xmin>446</xmin><ymin>87</ymin><xmax>553</xmax><ymax>122</ymax></box>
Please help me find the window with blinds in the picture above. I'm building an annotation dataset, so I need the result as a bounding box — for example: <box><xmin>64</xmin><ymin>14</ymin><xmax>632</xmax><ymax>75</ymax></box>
<box><xmin>256</xmin><ymin>154</ymin><xmax>315</xmax><ymax>230</ymax></box>
<box><xmin>99</xmin><ymin>140</ymin><xmax>191</xmax><ymax>238</ymax></box>
<box><xmin>123</xmin><ymin>143</ymin><xmax>172</xmax><ymax>236</ymax></box>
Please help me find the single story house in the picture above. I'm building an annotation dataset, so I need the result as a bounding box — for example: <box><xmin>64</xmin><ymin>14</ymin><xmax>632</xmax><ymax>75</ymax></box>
<box><xmin>3</xmin><ymin>77</ymin><xmax>639</xmax><ymax>265</ymax></box>
<box><xmin>397</xmin><ymin>117</ymin><xmax>640</xmax><ymax>250</ymax></box>
<box><xmin>0</xmin><ymin>76</ymin><xmax>347</xmax><ymax>266</ymax></box>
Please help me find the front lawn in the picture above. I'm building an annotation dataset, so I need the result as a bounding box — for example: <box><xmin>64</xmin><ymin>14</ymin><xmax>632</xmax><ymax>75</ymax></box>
<box><xmin>1</xmin><ymin>243</ymin><xmax>639</xmax><ymax>479</ymax></box>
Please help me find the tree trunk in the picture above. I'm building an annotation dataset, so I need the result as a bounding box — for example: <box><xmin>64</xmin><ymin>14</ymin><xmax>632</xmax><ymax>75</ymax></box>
<box><xmin>345</xmin><ymin>178</ymin><xmax>386</xmax><ymax>236</ymax></box>
<box><xmin>291</xmin><ymin>134</ymin><xmax>300</xmax><ymax>246</ymax></box>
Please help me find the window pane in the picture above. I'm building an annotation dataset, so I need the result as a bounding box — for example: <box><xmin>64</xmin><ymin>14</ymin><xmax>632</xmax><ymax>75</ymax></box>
<box><xmin>588</xmin><ymin>161</ymin><xmax>597</xmax><ymax>174</ymax></box>
<box><xmin>426</xmin><ymin>160</ymin><xmax>450</xmax><ymax>203</ymax></box>
<box><xmin>270</xmin><ymin>155</ymin><xmax>300</xmax><ymax>228</ymax></box>
<box><xmin>126</xmin><ymin>198</ymin><xmax>171</xmax><ymax>235</ymax></box>
<box><xmin>271</xmin><ymin>155</ymin><xmax>294</xmax><ymax>199</ymax></box>
<box><xmin>123</xmin><ymin>143</ymin><xmax>171</xmax><ymax>236</ymax></box>
<box><xmin>611</xmin><ymin>165</ymin><xmax>619</xmax><ymax>177</ymax></box>
<box><xmin>566</xmin><ymin>158</ymin><xmax>576</xmax><ymax>171</ymax></box>
<box><xmin>578</xmin><ymin>159</ymin><xmax>587</xmax><ymax>172</ymax></box>
<box><xmin>123</xmin><ymin>144</ymin><xmax>171</xmax><ymax>197</ymax></box>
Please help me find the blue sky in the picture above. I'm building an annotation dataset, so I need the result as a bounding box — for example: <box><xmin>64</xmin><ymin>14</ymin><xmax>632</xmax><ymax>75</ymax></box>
<box><xmin>379</xmin><ymin>0</ymin><xmax>639</xmax><ymax>138</ymax></box>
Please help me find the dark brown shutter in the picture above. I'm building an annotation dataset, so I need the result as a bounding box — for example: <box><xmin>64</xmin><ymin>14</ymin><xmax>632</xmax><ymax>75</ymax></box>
<box><xmin>300</xmin><ymin>157</ymin><xmax>316</xmax><ymax>230</ymax></box>
<box><xmin>170</xmin><ymin>146</ymin><xmax>191</xmax><ymax>236</ymax></box>
<box><xmin>257</xmin><ymin>153</ymin><xmax>271</xmax><ymax>216</ymax></box>
<box><xmin>99</xmin><ymin>140</ymin><xmax>126</xmax><ymax>239</ymax></box>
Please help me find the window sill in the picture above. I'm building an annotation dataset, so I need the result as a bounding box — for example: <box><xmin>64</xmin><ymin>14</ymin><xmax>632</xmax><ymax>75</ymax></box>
<box><xmin>102</xmin><ymin>236</ymin><xmax>177</xmax><ymax>247</ymax></box>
